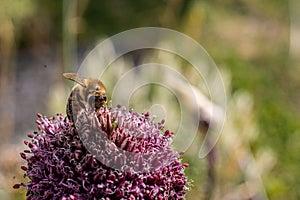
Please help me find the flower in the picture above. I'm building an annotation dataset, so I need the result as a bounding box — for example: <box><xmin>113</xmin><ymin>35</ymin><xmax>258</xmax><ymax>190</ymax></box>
<box><xmin>14</xmin><ymin>106</ymin><xmax>189</xmax><ymax>199</ymax></box>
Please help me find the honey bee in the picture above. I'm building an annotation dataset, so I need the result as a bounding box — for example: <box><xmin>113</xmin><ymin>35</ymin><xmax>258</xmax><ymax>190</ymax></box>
<box><xmin>63</xmin><ymin>73</ymin><xmax>107</xmax><ymax>122</ymax></box>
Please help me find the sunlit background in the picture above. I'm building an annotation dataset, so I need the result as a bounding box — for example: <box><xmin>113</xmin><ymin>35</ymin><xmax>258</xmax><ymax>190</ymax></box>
<box><xmin>0</xmin><ymin>0</ymin><xmax>299</xmax><ymax>199</ymax></box>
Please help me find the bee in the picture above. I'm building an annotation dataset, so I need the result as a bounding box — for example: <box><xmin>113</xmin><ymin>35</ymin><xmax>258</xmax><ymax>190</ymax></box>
<box><xmin>63</xmin><ymin>73</ymin><xmax>107</xmax><ymax>122</ymax></box>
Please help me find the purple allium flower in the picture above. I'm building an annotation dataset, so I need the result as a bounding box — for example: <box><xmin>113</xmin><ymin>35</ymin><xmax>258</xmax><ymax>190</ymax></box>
<box><xmin>14</xmin><ymin>106</ymin><xmax>189</xmax><ymax>199</ymax></box>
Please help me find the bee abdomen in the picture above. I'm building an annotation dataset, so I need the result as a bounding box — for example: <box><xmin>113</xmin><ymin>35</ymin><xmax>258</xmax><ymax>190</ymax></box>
<box><xmin>66</xmin><ymin>88</ymin><xmax>86</xmax><ymax>122</ymax></box>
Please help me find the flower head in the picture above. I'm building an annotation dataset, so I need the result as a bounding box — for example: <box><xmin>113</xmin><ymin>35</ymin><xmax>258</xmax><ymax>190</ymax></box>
<box><xmin>14</xmin><ymin>106</ymin><xmax>189</xmax><ymax>199</ymax></box>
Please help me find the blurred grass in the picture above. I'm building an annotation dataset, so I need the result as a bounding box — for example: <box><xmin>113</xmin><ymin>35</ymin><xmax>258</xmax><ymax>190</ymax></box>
<box><xmin>200</xmin><ymin>2</ymin><xmax>300</xmax><ymax>198</ymax></box>
<box><xmin>0</xmin><ymin>0</ymin><xmax>299</xmax><ymax>199</ymax></box>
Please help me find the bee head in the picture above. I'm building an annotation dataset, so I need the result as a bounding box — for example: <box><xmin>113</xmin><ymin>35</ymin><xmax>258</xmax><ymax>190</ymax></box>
<box><xmin>86</xmin><ymin>80</ymin><xmax>107</xmax><ymax>109</ymax></box>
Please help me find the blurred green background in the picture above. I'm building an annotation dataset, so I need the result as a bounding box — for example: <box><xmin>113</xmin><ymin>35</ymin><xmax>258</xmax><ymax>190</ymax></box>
<box><xmin>0</xmin><ymin>0</ymin><xmax>299</xmax><ymax>199</ymax></box>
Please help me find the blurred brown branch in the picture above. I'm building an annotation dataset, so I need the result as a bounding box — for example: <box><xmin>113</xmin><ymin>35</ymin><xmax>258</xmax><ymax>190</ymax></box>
<box><xmin>166</xmin><ymin>73</ymin><xmax>225</xmax><ymax>200</ymax></box>
<box><xmin>0</xmin><ymin>17</ymin><xmax>16</xmax><ymax>146</ymax></box>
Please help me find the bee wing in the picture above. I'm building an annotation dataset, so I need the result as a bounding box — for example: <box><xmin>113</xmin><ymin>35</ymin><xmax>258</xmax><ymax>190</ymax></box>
<box><xmin>63</xmin><ymin>73</ymin><xmax>86</xmax><ymax>87</ymax></box>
